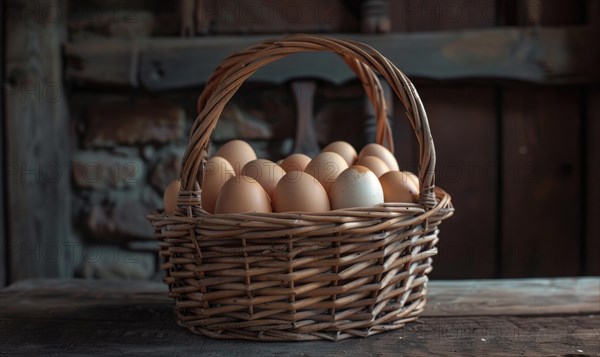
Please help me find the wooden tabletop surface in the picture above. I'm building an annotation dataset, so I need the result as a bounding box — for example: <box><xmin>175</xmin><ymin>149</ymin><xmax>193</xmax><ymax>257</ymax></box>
<box><xmin>1</xmin><ymin>277</ymin><xmax>598</xmax><ymax>356</ymax></box>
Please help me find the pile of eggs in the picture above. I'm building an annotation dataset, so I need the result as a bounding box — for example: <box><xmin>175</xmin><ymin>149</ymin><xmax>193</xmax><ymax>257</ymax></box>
<box><xmin>163</xmin><ymin>140</ymin><xmax>420</xmax><ymax>215</ymax></box>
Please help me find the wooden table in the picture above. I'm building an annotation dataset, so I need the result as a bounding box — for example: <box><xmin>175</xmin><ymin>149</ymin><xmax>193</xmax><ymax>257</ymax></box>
<box><xmin>1</xmin><ymin>278</ymin><xmax>598</xmax><ymax>356</ymax></box>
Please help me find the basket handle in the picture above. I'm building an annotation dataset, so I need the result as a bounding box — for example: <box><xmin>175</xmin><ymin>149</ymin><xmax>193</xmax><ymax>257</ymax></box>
<box><xmin>180</xmin><ymin>34</ymin><xmax>437</xmax><ymax>210</ymax></box>
<box><xmin>195</xmin><ymin>45</ymin><xmax>393</xmax><ymax>153</ymax></box>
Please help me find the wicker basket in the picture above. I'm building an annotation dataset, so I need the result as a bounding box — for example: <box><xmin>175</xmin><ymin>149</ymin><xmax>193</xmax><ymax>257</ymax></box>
<box><xmin>148</xmin><ymin>34</ymin><xmax>454</xmax><ymax>341</ymax></box>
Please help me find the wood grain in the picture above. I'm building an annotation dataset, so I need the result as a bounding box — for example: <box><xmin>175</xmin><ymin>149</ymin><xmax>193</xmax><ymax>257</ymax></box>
<box><xmin>502</xmin><ymin>87</ymin><xmax>582</xmax><ymax>277</ymax></box>
<box><xmin>0</xmin><ymin>0</ymin><xmax>5</xmax><ymax>288</ymax></box>
<box><xmin>0</xmin><ymin>278</ymin><xmax>598</xmax><ymax>356</ymax></box>
<box><xmin>390</xmin><ymin>0</ymin><xmax>496</xmax><ymax>32</ymax></box>
<box><xmin>63</xmin><ymin>28</ymin><xmax>600</xmax><ymax>90</ymax></box>
<box><xmin>426</xmin><ymin>278</ymin><xmax>600</xmax><ymax>317</ymax></box>
<box><xmin>587</xmin><ymin>88</ymin><xmax>600</xmax><ymax>275</ymax></box>
<box><xmin>1</xmin><ymin>278</ymin><xmax>598</xmax><ymax>320</ymax></box>
<box><xmin>65</xmin><ymin>39</ymin><xmax>138</xmax><ymax>86</ymax></box>
<box><xmin>4</xmin><ymin>0</ymin><xmax>73</xmax><ymax>282</ymax></box>
<box><xmin>0</xmin><ymin>315</ymin><xmax>597</xmax><ymax>356</ymax></box>
<box><xmin>514</xmin><ymin>0</ymin><xmax>583</xmax><ymax>26</ymax></box>
<box><xmin>393</xmin><ymin>86</ymin><xmax>497</xmax><ymax>279</ymax></box>
<box><xmin>591</xmin><ymin>0</ymin><xmax>600</xmax><ymax>26</ymax></box>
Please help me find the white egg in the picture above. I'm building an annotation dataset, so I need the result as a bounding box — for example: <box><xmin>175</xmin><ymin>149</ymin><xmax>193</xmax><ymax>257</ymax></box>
<box><xmin>330</xmin><ymin>165</ymin><xmax>384</xmax><ymax>210</ymax></box>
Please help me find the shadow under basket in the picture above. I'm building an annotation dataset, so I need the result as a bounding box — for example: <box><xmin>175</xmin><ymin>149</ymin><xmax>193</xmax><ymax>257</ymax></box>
<box><xmin>148</xmin><ymin>34</ymin><xmax>454</xmax><ymax>341</ymax></box>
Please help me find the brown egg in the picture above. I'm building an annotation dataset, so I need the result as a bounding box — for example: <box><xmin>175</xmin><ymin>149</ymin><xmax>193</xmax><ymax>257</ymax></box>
<box><xmin>355</xmin><ymin>155</ymin><xmax>390</xmax><ymax>177</ymax></box>
<box><xmin>404</xmin><ymin>171</ymin><xmax>420</xmax><ymax>193</ymax></box>
<box><xmin>280</xmin><ymin>153</ymin><xmax>311</xmax><ymax>173</ymax></box>
<box><xmin>214</xmin><ymin>176</ymin><xmax>272</xmax><ymax>214</ymax></box>
<box><xmin>163</xmin><ymin>179</ymin><xmax>181</xmax><ymax>215</ymax></box>
<box><xmin>322</xmin><ymin>141</ymin><xmax>357</xmax><ymax>166</ymax></box>
<box><xmin>273</xmin><ymin>171</ymin><xmax>330</xmax><ymax>212</ymax></box>
<box><xmin>330</xmin><ymin>166</ymin><xmax>384</xmax><ymax>210</ymax></box>
<box><xmin>241</xmin><ymin>159</ymin><xmax>286</xmax><ymax>199</ymax></box>
<box><xmin>200</xmin><ymin>156</ymin><xmax>235</xmax><ymax>214</ymax></box>
<box><xmin>358</xmin><ymin>143</ymin><xmax>399</xmax><ymax>171</ymax></box>
<box><xmin>304</xmin><ymin>152</ymin><xmax>349</xmax><ymax>193</ymax></box>
<box><xmin>214</xmin><ymin>140</ymin><xmax>257</xmax><ymax>176</ymax></box>
<box><xmin>379</xmin><ymin>171</ymin><xmax>419</xmax><ymax>203</ymax></box>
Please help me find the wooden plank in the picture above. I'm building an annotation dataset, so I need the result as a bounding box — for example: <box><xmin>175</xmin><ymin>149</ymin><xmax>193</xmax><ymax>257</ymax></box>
<box><xmin>426</xmin><ymin>277</ymin><xmax>600</xmax><ymax>317</ymax></box>
<box><xmin>591</xmin><ymin>0</ymin><xmax>600</xmax><ymax>26</ymax></box>
<box><xmin>502</xmin><ymin>87</ymin><xmax>581</xmax><ymax>277</ymax></box>
<box><xmin>63</xmin><ymin>27</ymin><xmax>600</xmax><ymax>90</ymax></box>
<box><xmin>0</xmin><ymin>279</ymin><xmax>170</xmax><ymax>322</ymax></box>
<box><xmin>1</xmin><ymin>278</ymin><xmax>597</xmax><ymax>355</ymax></box>
<box><xmin>425</xmin><ymin>86</ymin><xmax>497</xmax><ymax>279</ymax></box>
<box><xmin>587</xmin><ymin>88</ymin><xmax>600</xmax><ymax>275</ymax></box>
<box><xmin>65</xmin><ymin>38</ymin><xmax>138</xmax><ymax>86</ymax></box>
<box><xmin>0</xmin><ymin>314</ymin><xmax>597</xmax><ymax>356</ymax></box>
<box><xmin>390</xmin><ymin>0</ymin><xmax>496</xmax><ymax>32</ymax></box>
<box><xmin>208</xmin><ymin>0</ymin><xmax>359</xmax><ymax>34</ymax></box>
<box><xmin>394</xmin><ymin>86</ymin><xmax>497</xmax><ymax>279</ymax></box>
<box><xmin>0</xmin><ymin>0</ymin><xmax>6</xmax><ymax>288</ymax></box>
<box><xmin>2</xmin><ymin>278</ymin><xmax>598</xmax><ymax>320</ymax></box>
<box><xmin>496</xmin><ymin>0</ymin><xmax>518</xmax><ymax>25</ymax></box>
<box><xmin>514</xmin><ymin>0</ymin><xmax>584</xmax><ymax>26</ymax></box>
<box><xmin>4</xmin><ymin>0</ymin><xmax>73</xmax><ymax>282</ymax></box>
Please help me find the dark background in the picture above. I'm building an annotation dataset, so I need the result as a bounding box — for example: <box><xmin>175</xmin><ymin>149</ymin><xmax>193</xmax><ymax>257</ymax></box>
<box><xmin>1</xmin><ymin>0</ymin><xmax>599</xmax><ymax>286</ymax></box>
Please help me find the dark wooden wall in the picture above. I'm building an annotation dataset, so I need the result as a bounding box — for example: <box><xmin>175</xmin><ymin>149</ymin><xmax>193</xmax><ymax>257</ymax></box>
<box><xmin>388</xmin><ymin>0</ymin><xmax>599</xmax><ymax>278</ymax></box>
<box><xmin>394</xmin><ymin>86</ymin><xmax>499</xmax><ymax>279</ymax></box>
<box><xmin>394</xmin><ymin>83</ymin><xmax>598</xmax><ymax>279</ymax></box>
<box><xmin>587</xmin><ymin>87</ymin><xmax>600</xmax><ymax>276</ymax></box>
<box><xmin>4</xmin><ymin>0</ymin><xmax>73</xmax><ymax>282</ymax></box>
<box><xmin>501</xmin><ymin>87</ymin><xmax>582</xmax><ymax>277</ymax></box>
<box><xmin>1</xmin><ymin>0</ymin><xmax>6</xmax><ymax>288</ymax></box>
<box><xmin>2</xmin><ymin>0</ymin><xmax>598</xmax><ymax>283</ymax></box>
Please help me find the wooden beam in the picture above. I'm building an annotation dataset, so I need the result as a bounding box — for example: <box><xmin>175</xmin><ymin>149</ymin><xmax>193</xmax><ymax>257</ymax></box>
<box><xmin>64</xmin><ymin>27</ymin><xmax>600</xmax><ymax>90</ymax></box>
<box><xmin>4</xmin><ymin>0</ymin><xmax>73</xmax><ymax>282</ymax></box>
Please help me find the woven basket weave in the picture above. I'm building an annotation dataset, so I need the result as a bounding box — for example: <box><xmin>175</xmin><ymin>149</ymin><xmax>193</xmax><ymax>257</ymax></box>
<box><xmin>148</xmin><ymin>34</ymin><xmax>454</xmax><ymax>341</ymax></box>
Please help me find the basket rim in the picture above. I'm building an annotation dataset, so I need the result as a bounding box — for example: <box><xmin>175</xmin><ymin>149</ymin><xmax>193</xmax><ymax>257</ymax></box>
<box><xmin>149</xmin><ymin>186</ymin><xmax>452</xmax><ymax>223</ymax></box>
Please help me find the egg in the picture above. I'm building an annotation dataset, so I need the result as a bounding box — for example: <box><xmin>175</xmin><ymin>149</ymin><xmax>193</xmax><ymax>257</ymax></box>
<box><xmin>163</xmin><ymin>179</ymin><xmax>181</xmax><ymax>215</ymax></box>
<box><xmin>280</xmin><ymin>153</ymin><xmax>311</xmax><ymax>173</ymax></box>
<box><xmin>304</xmin><ymin>152</ymin><xmax>349</xmax><ymax>193</ymax></box>
<box><xmin>200</xmin><ymin>156</ymin><xmax>235</xmax><ymax>214</ymax></box>
<box><xmin>404</xmin><ymin>171</ymin><xmax>420</xmax><ymax>192</ymax></box>
<box><xmin>214</xmin><ymin>140</ymin><xmax>257</xmax><ymax>176</ymax></box>
<box><xmin>330</xmin><ymin>166</ymin><xmax>384</xmax><ymax>210</ymax></box>
<box><xmin>273</xmin><ymin>171</ymin><xmax>330</xmax><ymax>212</ymax></box>
<box><xmin>358</xmin><ymin>143</ymin><xmax>399</xmax><ymax>171</ymax></box>
<box><xmin>355</xmin><ymin>155</ymin><xmax>390</xmax><ymax>177</ymax></box>
<box><xmin>322</xmin><ymin>141</ymin><xmax>357</xmax><ymax>166</ymax></box>
<box><xmin>379</xmin><ymin>171</ymin><xmax>419</xmax><ymax>203</ymax></box>
<box><xmin>214</xmin><ymin>176</ymin><xmax>272</xmax><ymax>214</ymax></box>
<box><xmin>241</xmin><ymin>159</ymin><xmax>286</xmax><ymax>199</ymax></box>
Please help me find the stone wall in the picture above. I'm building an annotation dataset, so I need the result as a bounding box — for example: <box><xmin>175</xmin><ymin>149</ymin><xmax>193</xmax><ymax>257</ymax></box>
<box><xmin>61</xmin><ymin>0</ymin><xmax>375</xmax><ymax>281</ymax></box>
<box><xmin>70</xmin><ymin>95</ymin><xmax>187</xmax><ymax>280</ymax></box>
<box><xmin>69</xmin><ymin>81</ymin><xmax>370</xmax><ymax>280</ymax></box>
